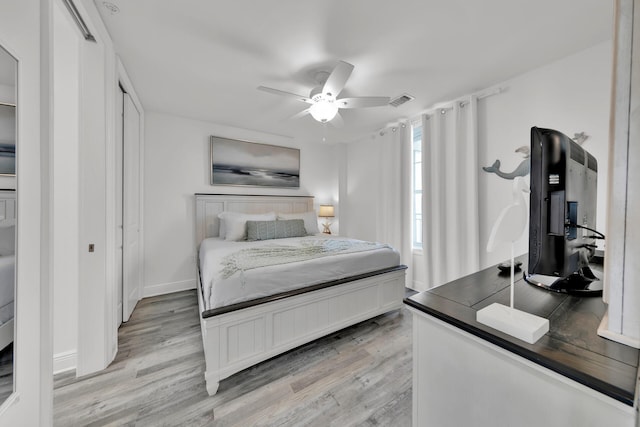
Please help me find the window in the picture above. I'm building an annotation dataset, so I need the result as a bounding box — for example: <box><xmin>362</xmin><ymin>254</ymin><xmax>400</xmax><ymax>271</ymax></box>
<box><xmin>412</xmin><ymin>124</ymin><xmax>423</xmax><ymax>249</ymax></box>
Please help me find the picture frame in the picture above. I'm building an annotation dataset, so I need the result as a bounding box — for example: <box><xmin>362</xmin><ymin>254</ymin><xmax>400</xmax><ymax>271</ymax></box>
<box><xmin>210</xmin><ymin>136</ymin><xmax>300</xmax><ymax>188</ymax></box>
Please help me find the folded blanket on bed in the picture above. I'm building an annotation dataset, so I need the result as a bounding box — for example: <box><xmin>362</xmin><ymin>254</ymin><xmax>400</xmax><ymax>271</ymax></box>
<box><xmin>220</xmin><ymin>238</ymin><xmax>390</xmax><ymax>280</ymax></box>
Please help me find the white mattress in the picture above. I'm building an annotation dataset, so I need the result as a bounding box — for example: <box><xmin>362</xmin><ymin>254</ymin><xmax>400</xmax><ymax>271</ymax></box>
<box><xmin>199</xmin><ymin>235</ymin><xmax>401</xmax><ymax>311</ymax></box>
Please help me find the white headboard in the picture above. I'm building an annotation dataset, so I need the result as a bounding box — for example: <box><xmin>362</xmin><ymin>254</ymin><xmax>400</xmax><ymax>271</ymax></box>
<box><xmin>195</xmin><ymin>194</ymin><xmax>314</xmax><ymax>245</ymax></box>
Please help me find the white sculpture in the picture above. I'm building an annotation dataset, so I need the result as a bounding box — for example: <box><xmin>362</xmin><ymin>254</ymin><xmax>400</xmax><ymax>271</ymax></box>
<box><xmin>477</xmin><ymin>177</ymin><xmax>549</xmax><ymax>344</ymax></box>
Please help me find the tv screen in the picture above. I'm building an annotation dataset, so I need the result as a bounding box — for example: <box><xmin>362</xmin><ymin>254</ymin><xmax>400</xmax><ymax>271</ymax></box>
<box><xmin>525</xmin><ymin>127</ymin><xmax>602</xmax><ymax>295</ymax></box>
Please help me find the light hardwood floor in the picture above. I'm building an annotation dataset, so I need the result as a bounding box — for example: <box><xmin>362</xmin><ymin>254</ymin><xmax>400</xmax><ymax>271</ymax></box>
<box><xmin>53</xmin><ymin>290</ymin><xmax>413</xmax><ymax>426</ymax></box>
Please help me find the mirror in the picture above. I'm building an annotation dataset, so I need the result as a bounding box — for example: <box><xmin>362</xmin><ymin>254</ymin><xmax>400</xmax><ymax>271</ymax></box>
<box><xmin>0</xmin><ymin>44</ymin><xmax>16</xmax><ymax>405</ymax></box>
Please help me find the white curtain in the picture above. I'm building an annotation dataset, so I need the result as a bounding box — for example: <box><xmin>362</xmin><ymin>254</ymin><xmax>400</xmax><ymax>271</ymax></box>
<box><xmin>421</xmin><ymin>96</ymin><xmax>480</xmax><ymax>288</ymax></box>
<box><xmin>375</xmin><ymin>126</ymin><xmax>413</xmax><ymax>288</ymax></box>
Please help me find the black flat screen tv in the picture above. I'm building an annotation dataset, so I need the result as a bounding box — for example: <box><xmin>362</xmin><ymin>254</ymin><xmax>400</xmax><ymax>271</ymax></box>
<box><xmin>525</xmin><ymin>127</ymin><xmax>602</xmax><ymax>295</ymax></box>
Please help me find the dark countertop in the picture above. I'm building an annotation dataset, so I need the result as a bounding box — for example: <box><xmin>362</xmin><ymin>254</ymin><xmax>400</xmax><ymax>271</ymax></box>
<box><xmin>404</xmin><ymin>257</ymin><xmax>639</xmax><ymax>406</ymax></box>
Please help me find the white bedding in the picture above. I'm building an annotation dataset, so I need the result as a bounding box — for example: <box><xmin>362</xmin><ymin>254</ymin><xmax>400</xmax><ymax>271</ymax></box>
<box><xmin>199</xmin><ymin>235</ymin><xmax>401</xmax><ymax>311</ymax></box>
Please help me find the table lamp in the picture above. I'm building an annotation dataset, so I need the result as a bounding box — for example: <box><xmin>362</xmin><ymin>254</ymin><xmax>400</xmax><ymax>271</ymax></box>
<box><xmin>318</xmin><ymin>205</ymin><xmax>334</xmax><ymax>234</ymax></box>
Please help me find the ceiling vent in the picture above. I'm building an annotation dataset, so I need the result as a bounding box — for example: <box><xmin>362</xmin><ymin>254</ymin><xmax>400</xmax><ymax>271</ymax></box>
<box><xmin>389</xmin><ymin>93</ymin><xmax>414</xmax><ymax>108</ymax></box>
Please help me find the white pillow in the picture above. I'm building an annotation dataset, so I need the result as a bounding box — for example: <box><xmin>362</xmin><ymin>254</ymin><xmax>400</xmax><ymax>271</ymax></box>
<box><xmin>277</xmin><ymin>211</ymin><xmax>320</xmax><ymax>235</ymax></box>
<box><xmin>217</xmin><ymin>211</ymin><xmax>277</xmax><ymax>241</ymax></box>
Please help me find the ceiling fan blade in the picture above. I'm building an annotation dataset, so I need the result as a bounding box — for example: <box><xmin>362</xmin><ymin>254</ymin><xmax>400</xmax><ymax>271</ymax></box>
<box><xmin>336</xmin><ymin>96</ymin><xmax>391</xmax><ymax>109</ymax></box>
<box><xmin>322</xmin><ymin>61</ymin><xmax>354</xmax><ymax>98</ymax></box>
<box><xmin>329</xmin><ymin>111</ymin><xmax>344</xmax><ymax>128</ymax></box>
<box><xmin>257</xmin><ymin>86</ymin><xmax>313</xmax><ymax>104</ymax></box>
<box><xmin>289</xmin><ymin>108</ymin><xmax>311</xmax><ymax>120</ymax></box>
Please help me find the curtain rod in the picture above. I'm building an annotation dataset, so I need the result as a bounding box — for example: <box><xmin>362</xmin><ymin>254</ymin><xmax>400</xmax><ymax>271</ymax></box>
<box><xmin>421</xmin><ymin>86</ymin><xmax>505</xmax><ymax>118</ymax></box>
<box><xmin>61</xmin><ymin>0</ymin><xmax>96</xmax><ymax>42</ymax></box>
<box><xmin>365</xmin><ymin>85</ymin><xmax>506</xmax><ymax>140</ymax></box>
<box><xmin>459</xmin><ymin>86</ymin><xmax>504</xmax><ymax>107</ymax></box>
<box><xmin>403</xmin><ymin>86</ymin><xmax>505</xmax><ymax>126</ymax></box>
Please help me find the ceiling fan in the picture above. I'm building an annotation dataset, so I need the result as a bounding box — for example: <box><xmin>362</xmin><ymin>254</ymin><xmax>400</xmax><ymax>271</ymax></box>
<box><xmin>258</xmin><ymin>61</ymin><xmax>390</xmax><ymax>126</ymax></box>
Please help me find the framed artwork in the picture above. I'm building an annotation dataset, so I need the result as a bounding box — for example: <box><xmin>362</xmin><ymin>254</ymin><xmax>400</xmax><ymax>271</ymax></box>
<box><xmin>210</xmin><ymin>136</ymin><xmax>300</xmax><ymax>188</ymax></box>
<box><xmin>0</xmin><ymin>104</ymin><xmax>16</xmax><ymax>176</ymax></box>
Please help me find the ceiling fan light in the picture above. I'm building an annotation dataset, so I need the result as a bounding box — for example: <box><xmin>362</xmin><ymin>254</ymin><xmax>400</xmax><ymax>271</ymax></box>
<box><xmin>309</xmin><ymin>100</ymin><xmax>338</xmax><ymax>122</ymax></box>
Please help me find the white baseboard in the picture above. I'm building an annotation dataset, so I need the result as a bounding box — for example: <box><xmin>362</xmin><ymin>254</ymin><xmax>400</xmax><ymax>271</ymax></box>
<box><xmin>53</xmin><ymin>350</ymin><xmax>77</xmax><ymax>375</ymax></box>
<box><xmin>143</xmin><ymin>279</ymin><xmax>196</xmax><ymax>298</ymax></box>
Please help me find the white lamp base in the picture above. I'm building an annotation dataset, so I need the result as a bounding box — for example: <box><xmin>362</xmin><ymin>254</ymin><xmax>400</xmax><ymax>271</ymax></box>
<box><xmin>476</xmin><ymin>303</ymin><xmax>549</xmax><ymax>344</ymax></box>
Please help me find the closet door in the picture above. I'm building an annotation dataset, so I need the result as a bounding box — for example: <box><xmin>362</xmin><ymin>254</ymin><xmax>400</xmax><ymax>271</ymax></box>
<box><xmin>122</xmin><ymin>92</ymin><xmax>141</xmax><ymax>321</ymax></box>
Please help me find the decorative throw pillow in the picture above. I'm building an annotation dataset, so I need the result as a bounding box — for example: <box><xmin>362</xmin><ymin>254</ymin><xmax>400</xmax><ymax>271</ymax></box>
<box><xmin>277</xmin><ymin>211</ymin><xmax>320</xmax><ymax>235</ymax></box>
<box><xmin>246</xmin><ymin>219</ymin><xmax>307</xmax><ymax>241</ymax></box>
<box><xmin>217</xmin><ymin>211</ymin><xmax>277</xmax><ymax>240</ymax></box>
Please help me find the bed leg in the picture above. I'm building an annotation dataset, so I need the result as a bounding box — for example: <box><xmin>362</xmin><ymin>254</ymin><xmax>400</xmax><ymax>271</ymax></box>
<box><xmin>205</xmin><ymin>374</ymin><xmax>220</xmax><ymax>396</ymax></box>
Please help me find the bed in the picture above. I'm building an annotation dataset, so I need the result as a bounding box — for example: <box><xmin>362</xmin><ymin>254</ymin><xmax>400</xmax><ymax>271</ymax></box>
<box><xmin>195</xmin><ymin>194</ymin><xmax>406</xmax><ymax>396</ymax></box>
<box><xmin>0</xmin><ymin>190</ymin><xmax>15</xmax><ymax>352</ymax></box>
<box><xmin>0</xmin><ymin>255</ymin><xmax>14</xmax><ymax>352</ymax></box>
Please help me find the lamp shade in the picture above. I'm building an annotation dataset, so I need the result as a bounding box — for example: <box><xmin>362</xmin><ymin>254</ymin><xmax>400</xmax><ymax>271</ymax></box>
<box><xmin>318</xmin><ymin>205</ymin><xmax>335</xmax><ymax>218</ymax></box>
<box><xmin>309</xmin><ymin>100</ymin><xmax>338</xmax><ymax>122</ymax></box>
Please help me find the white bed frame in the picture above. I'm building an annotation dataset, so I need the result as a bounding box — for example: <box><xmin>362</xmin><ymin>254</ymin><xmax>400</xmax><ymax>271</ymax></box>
<box><xmin>0</xmin><ymin>318</ymin><xmax>13</xmax><ymax>352</ymax></box>
<box><xmin>195</xmin><ymin>194</ymin><xmax>406</xmax><ymax>396</ymax></box>
<box><xmin>0</xmin><ymin>190</ymin><xmax>15</xmax><ymax>352</ymax></box>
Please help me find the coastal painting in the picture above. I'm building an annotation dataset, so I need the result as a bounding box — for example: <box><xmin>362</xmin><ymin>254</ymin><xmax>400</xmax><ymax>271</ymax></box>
<box><xmin>210</xmin><ymin>136</ymin><xmax>300</xmax><ymax>187</ymax></box>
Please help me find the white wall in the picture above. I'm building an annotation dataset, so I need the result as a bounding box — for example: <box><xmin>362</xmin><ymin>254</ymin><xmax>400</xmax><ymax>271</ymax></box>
<box><xmin>51</xmin><ymin>0</ymin><xmax>80</xmax><ymax>374</ymax></box>
<box><xmin>143</xmin><ymin>112</ymin><xmax>339</xmax><ymax>296</ymax></box>
<box><xmin>478</xmin><ymin>41</ymin><xmax>612</xmax><ymax>268</ymax></box>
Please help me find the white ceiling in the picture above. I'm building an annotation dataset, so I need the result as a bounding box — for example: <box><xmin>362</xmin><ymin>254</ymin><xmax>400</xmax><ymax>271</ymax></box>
<box><xmin>93</xmin><ymin>0</ymin><xmax>613</xmax><ymax>143</ymax></box>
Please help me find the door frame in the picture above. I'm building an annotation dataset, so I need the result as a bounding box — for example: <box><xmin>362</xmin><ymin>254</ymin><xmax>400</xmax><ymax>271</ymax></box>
<box><xmin>121</xmin><ymin>86</ymin><xmax>142</xmax><ymax>322</ymax></box>
<box><xmin>116</xmin><ymin>58</ymin><xmax>144</xmax><ymax>328</ymax></box>
<box><xmin>115</xmin><ymin>83</ymin><xmax>123</xmax><ymax>327</ymax></box>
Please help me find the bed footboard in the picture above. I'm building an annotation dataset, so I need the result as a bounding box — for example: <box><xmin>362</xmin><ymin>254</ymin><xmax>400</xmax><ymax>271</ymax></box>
<box><xmin>196</xmin><ymin>267</ymin><xmax>406</xmax><ymax>396</ymax></box>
